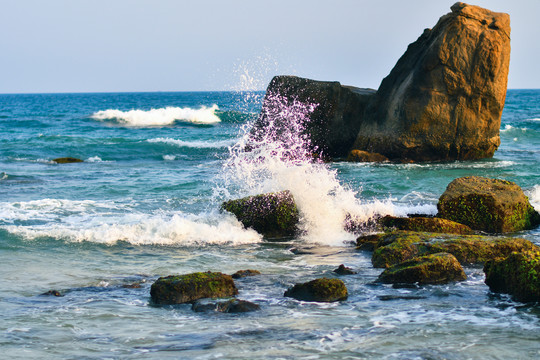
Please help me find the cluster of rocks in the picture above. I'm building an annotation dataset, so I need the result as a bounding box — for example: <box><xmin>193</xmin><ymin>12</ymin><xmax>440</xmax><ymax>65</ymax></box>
<box><xmin>221</xmin><ymin>176</ymin><xmax>540</xmax><ymax>302</ymax></box>
<box><xmin>149</xmin><ymin>270</ymin><xmax>349</xmax><ymax>313</ymax></box>
<box><xmin>250</xmin><ymin>3</ymin><xmax>511</xmax><ymax>163</ymax></box>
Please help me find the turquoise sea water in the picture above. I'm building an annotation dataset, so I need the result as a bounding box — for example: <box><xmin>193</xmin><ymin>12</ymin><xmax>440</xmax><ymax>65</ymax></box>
<box><xmin>1</xmin><ymin>90</ymin><xmax>539</xmax><ymax>359</ymax></box>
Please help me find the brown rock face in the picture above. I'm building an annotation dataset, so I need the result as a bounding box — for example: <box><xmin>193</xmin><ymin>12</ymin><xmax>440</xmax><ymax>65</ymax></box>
<box><xmin>251</xmin><ymin>75</ymin><xmax>376</xmax><ymax>159</ymax></box>
<box><xmin>351</xmin><ymin>2</ymin><xmax>510</xmax><ymax>161</ymax></box>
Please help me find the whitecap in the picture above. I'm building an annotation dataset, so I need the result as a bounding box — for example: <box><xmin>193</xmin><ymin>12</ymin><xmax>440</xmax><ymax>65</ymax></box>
<box><xmin>90</xmin><ymin>105</ymin><xmax>221</xmax><ymax>127</ymax></box>
<box><xmin>527</xmin><ymin>185</ymin><xmax>540</xmax><ymax>212</ymax></box>
<box><xmin>162</xmin><ymin>154</ymin><xmax>176</xmax><ymax>161</ymax></box>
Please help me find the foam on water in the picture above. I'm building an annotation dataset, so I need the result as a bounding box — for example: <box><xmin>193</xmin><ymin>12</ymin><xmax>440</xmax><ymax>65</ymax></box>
<box><xmin>147</xmin><ymin>137</ymin><xmax>235</xmax><ymax>149</ymax></box>
<box><xmin>91</xmin><ymin>105</ymin><xmax>221</xmax><ymax>126</ymax></box>
<box><xmin>0</xmin><ymin>199</ymin><xmax>261</xmax><ymax>245</ymax></box>
<box><xmin>528</xmin><ymin>185</ymin><xmax>540</xmax><ymax>212</ymax></box>
<box><xmin>219</xmin><ymin>93</ymin><xmax>394</xmax><ymax>246</ymax></box>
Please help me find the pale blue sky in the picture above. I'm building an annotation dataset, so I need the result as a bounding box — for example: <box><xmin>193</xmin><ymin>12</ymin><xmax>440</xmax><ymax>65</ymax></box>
<box><xmin>0</xmin><ymin>0</ymin><xmax>538</xmax><ymax>93</ymax></box>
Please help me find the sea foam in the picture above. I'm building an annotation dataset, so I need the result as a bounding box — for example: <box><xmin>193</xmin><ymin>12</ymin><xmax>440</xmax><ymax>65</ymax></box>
<box><xmin>91</xmin><ymin>105</ymin><xmax>221</xmax><ymax>127</ymax></box>
<box><xmin>219</xmin><ymin>93</ymin><xmax>394</xmax><ymax>246</ymax></box>
<box><xmin>147</xmin><ymin>137</ymin><xmax>235</xmax><ymax>149</ymax></box>
<box><xmin>1</xmin><ymin>199</ymin><xmax>261</xmax><ymax>245</ymax></box>
<box><xmin>528</xmin><ymin>185</ymin><xmax>540</xmax><ymax>212</ymax></box>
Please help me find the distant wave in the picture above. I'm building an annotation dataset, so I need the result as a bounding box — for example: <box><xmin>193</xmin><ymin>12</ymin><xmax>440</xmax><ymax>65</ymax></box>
<box><xmin>147</xmin><ymin>137</ymin><xmax>235</xmax><ymax>149</ymax></box>
<box><xmin>90</xmin><ymin>105</ymin><xmax>221</xmax><ymax>127</ymax></box>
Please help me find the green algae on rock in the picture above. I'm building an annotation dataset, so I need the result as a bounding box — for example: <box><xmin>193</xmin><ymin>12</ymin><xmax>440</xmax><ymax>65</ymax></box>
<box><xmin>484</xmin><ymin>250</ymin><xmax>540</xmax><ymax>302</ymax></box>
<box><xmin>437</xmin><ymin>176</ymin><xmax>540</xmax><ymax>233</ymax></box>
<box><xmin>52</xmin><ymin>157</ymin><xmax>83</xmax><ymax>164</ymax></box>
<box><xmin>370</xmin><ymin>231</ymin><xmax>539</xmax><ymax>268</ymax></box>
<box><xmin>379</xmin><ymin>216</ymin><xmax>474</xmax><ymax>235</ymax></box>
<box><xmin>378</xmin><ymin>252</ymin><xmax>466</xmax><ymax>285</ymax></box>
<box><xmin>150</xmin><ymin>272</ymin><xmax>238</xmax><ymax>305</ymax></box>
<box><xmin>284</xmin><ymin>278</ymin><xmax>348</xmax><ymax>302</ymax></box>
<box><xmin>221</xmin><ymin>190</ymin><xmax>299</xmax><ymax>238</ymax></box>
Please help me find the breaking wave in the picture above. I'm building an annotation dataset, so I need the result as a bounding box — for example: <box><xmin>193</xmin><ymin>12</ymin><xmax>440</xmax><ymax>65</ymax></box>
<box><xmin>91</xmin><ymin>105</ymin><xmax>221</xmax><ymax>127</ymax></box>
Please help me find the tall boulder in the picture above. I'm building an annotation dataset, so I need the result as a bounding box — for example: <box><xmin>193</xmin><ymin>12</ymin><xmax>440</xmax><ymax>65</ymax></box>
<box><xmin>251</xmin><ymin>75</ymin><xmax>375</xmax><ymax>159</ymax></box>
<box><xmin>351</xmin><ymin>2</ymin><xmax>511</xmax><ymax>161</ymax></box>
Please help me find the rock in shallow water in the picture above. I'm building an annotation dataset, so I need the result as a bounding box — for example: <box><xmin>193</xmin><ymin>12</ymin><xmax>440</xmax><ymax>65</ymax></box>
<box><xmin>437</xmin><ymin>176</ymin><xmax>540</xmax><ymax>233</ymax></box>
<box><xmin>284</xmin><ymin>278</ymin><xmax>348</xmax><ymax>302</ymax></box>
<box><xmin>52</xmin><ymin>157</ymin><xmax>83</xmax><ymax>164</ymax></box>
<box><xmin>192</xmin><ymin>299</ymin><xmax>260</xmax><ymax>313</ymax></box>
<box><xmin>221</xmin><ymin>190</ymin><xmax>299</xmax><ymax>239</ymax></box>
<box><xmin>369</xmin><ymin>231</ymin><xmax>538</xmax><ymax>268</ymax></box>
<box><xmin>231</xmin><ymin>269</ymin><xmax>261</xmax><ymax>279</ymax></box>
<box><xmin>378</xmin><ymin>252</ymin><xmax>466</xmax><ymax>285</ymax></box>
<box><xmin>484</xmin><ymin>250</ymin><xmax>540</xmax><ymax>302</ymax></box>
<box><xmin>150</xmin><ymin>272</ymin><xmax>238</xmax><ymax>305</ymax></box>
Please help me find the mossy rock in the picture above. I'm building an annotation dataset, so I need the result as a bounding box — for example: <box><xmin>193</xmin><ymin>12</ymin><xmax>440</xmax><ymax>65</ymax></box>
<box><xmin>378</xmin><ymin>252</ymin><xmax>466</xmax><ymax>285</ymax></box>
<box><xmin>379</xmin><ymin>216</ymin><xmax>474</xmax><ymax>235</ymax></box>
<box><xmin>437</xmin><ymin>176</ymin><xmax>540</xmax><ymax>233</ymax></box>
<box><xmin>52</xmin><ymin>157</ymin><xmax>83</xmax><ymax>164</ymax></box>
<box><xmin>284</xmin><ymin>278</ymin><xmax>348</xmax><ymax>302</ymax></box>
<box><xmin>150</xmin><ymin>272</ymin><xmax>238</xmax><ymax>305</ymax></box>
<box><xmin>333</xmin><ymin>264</ymin><xmax>357</xmax><ymax>275</ymax></box>
<box><xmin>484</xmin><ymin>250</ymin><xmax>540</xmax><ymax>302</ymax></box>
<box><xmin>356</xmin><ymin>233</ymin><xmax>384</xmax><ymax>251</ymax></box>
<box><xmin>371</xmin><ymin>231</ymin><xmax>539</xmax><ymax>268</ymax></box>
<box><xmin>221</xmin><ymin>190</ymin><xmax>299</xmax><ymax>238</ymax></box>
<box><xmin>231</xmin><ymin>269</ymin><xmax>261</xmax><ymax>279</ymax></box>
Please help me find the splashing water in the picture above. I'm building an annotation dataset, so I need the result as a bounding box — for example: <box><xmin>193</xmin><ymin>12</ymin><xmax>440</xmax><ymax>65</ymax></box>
<box><xmin>219</xmin><ymin>93</ymin><xmax>393</xmax><ymax>245</ymax></box>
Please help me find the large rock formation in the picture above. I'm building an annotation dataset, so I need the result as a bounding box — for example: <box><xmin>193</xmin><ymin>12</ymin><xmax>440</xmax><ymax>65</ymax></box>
<box><xmin>352</xmin><ymin>2</ymin><xmax>511</xmax><ymax>161</ymax></box>
<box><xmin>251</xmin><ymin>76</ymin><xmax>375</xmax><ymax>159</ymax></box>
<box><xmin>253</xmin><ymin>3</ymin><xmax>511</xmax><ymax>162</ymax></box>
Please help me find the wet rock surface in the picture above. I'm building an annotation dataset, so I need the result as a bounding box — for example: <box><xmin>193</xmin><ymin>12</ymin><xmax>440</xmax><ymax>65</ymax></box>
<box><xmin>284</xmin><ymin>278</ymin><xmax>348</xmax><ymax>302</ymax></box>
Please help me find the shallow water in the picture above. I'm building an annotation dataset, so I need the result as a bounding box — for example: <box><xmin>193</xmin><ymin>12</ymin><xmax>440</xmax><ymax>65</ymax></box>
<box><xmin>1</xmin><ymin>90</ymin><xmax>539</xmax><ymax>359</ymax></box>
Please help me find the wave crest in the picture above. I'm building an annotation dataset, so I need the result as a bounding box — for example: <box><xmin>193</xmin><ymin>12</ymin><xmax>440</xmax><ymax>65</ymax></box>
<box><xmin>91</xmin><ymin>105</ymin><xmax>221</xmax><ymax>127</ymax></box>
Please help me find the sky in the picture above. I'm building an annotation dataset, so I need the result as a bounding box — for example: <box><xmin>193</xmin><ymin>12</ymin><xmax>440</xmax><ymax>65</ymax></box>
<box><xmin>0</xmin><ymin>0</ymin><xmax>538</xmax><ymax>93</ymax></box>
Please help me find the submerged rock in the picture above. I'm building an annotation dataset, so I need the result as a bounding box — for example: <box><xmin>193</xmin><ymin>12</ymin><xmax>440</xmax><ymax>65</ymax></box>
<box><xmin>370</xmin><ymin>231</ymin><xmax>538</xmax><ymax>268</ymax></box>
<box><xmin>333</xmin><ymin>264</ymin><xmax>357</xmax><ymax>275</ymax></box>
<box><xmin>221</xmin><ymin>190</ymin><xmax>300</xmax><ymax>238</ymax></box>
<box><xmin>52</xmin><ymin>157</ymin><xmax>83</xmax><ymax>164</ymax></box>
<box><xmin>284</xmin><ymin>278</ymin><xmax>348</xmax><ymax>302</ymax></box>
<box><xmin>379</xmin><ymin>216</ymin><xmax>474</xmax><ymax>235</ymax></box>
<box><xmin>40</xmin><ymin>290</ymin><xmax>63</xmax><ymax>297</ymax></box>
<box><xmin>484</xmin><ymin>250</ymin><xmax>540</xmax><ymax>302</ymax></box>
<box><xmin>378</xmin><ymin>252</ymin><xmax>466</xmax><ymax>285</ymax></box>
<box><xmin>352</xmin><ymin>3</ymin><xmax>511</xmax><ymax>161</ymax></box>
<box><xmin>231</xmin><ymin>269</ymin><xmax>261</xmax><ymax>279</ymax></box>
<box><xmin>192</xmin><ymin>298</ymin><xmax>260</xmax><ymax>313</ymax></box>
<box><xmin>437</xmin><ymin>176</ymin><xmax>540</xmax><ymax>233</ymax></box>
<box><xmin>150</xmin><ymin>272</ymin><xmax>238</xmax><ymax>305</ymax></box>
<box><xmin>252</xmin><ymin>75</ymin><xmax>376</xmax><ymax>159</ymax></box>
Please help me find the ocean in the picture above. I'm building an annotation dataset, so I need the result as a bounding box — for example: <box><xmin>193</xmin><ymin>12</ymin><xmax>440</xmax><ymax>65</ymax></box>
<box><xmin>1</xmin><ymin>89</ymin><xmax>539</xmax><ymax>359</ymax></box>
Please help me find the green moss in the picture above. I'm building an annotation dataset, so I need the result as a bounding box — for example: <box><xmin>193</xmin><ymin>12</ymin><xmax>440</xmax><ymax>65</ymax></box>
<box><xmin>284</xmin><ymin>278</ymin><xmax>348</xmax><ymax>302</ymax></box>
<box><xmin>221</xmin><ymin>190</ymin><xmax>300</xmax><ymax>238</ymax></box>
<box><xmin>484</xmin><ymin>250</ymin><xmax>540</xmax><ymax>302</ymax></box>
<box><xmin>371</xmin><ymin>230</ymin><xmax>539</xmax><ymax>268</ymax></box>
<box><xmin>150</xmin><ymin>272</ymin><xmax>238</xmax><ymax>305</ymax></box>
<box><xmin>378</xmin><ymin>252</ymin><xmax>466</xmax><ymax>285</ymax></box>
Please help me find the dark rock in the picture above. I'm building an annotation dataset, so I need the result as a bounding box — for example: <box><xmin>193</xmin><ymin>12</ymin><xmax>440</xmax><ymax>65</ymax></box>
<box><xmin>378</xmin><ymin>295</ymin><xmax>427</xmax><ymax>301</ymax></box>
<box><xmin>356</xmin><ymin>234</ymin><xmax>382</xmax><ymax>251</ymax></box>
<box><xmin>52</xmin><ymin>157</ymin><xmax>83</xmax><ymax>164</ymax></box>
<box><xmin>380</xmin><ymin>215</ymin><xmax>474</xmax><ymax>235</ymax></box>
<box><xmin>232</xmin><ymin>269</ymin><xmax>261</xmax><ymax>279</ymax></box>
<box><xmin>484</xmin><ymin>250</ymin><xmax>540</xmax><ymax>302</ymax></box>
<box><xmin>284</xmin><ymin>278</ymin><xmax>348</xmax><ymax>302</ymax></box>
<box><xmin>122</xmin><ymin>283</ymin><xmax>141</xmax><ymax>289</ymax></box>
<box><xmin>437</xmin><ymin>176</ymin><xmax>540</xmax><ymax>233</ymax></box>
<box><xmin>333</xmin><ymin>264</ymin><xmax>357</xmax><ymax>275</ymax></box>
<box><xmin>150</xmin><ymin>272</ymin><xmax>238</xmax><ymax>305</ymax></box>
<box><xmin>221</xmin><ymin>190</ymin><xmax>299</xmax><ymax>238</ymax></box>
<box><xmin>378</xmin><ymin>252</ymin><xmax>467</xmax><ymax>285</ymax></box>
<box><xmin>251</xmin><ymin>75</ymin><xmax>376</xmax><ymax>159</ymax></box>
<box><xmin>370</xmin><ymin>230</ymin><xmax>539</xmax><ymax>268</ymax></box>
<box><xmin>351</xmin><ymin>3</ymin><xmax>511</xmax><ymax>161</ymax></box>
<box><xmin>192</xmin><ymin>299</ymin><xmax>261</xmax><ymax>313</ymax></box>
<box><xmin>346</xmin><ymin>150</ymin><xmax>388</xmax><ymax>163</ymax></box>
<box><xmin>40</xmin><ymin>290</ymin><xmax>63</xmax><ymax>297</ymax></box>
